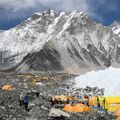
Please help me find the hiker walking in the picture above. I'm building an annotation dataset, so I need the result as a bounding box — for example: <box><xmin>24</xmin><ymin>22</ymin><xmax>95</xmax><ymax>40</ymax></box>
<box><xmin>51</xmin><ymin>97</ymin><xmax>58</xmax><ymax>107</ymax></box>
<box><xmin>97</xmin><ymin>96</ymin><xmax>104</xmax><ymax>111</ymax></box>
<box><xmin>23</xmin><ymin>95</ymin><xmax>29</xmax><ymax>111</ymax></box>
<box><xmin>66</xmin><ymin>98</ymin><xmax>69</xmax><ymax>104</ymax></box>
<box><xmin>83</xmin><ymin>95</ymin><xmax>89</xmax><ymax>106</ymax></box>
<box><xmin>103</xmin><ymin>97</ymin><xmax>105</xmax><ymax>109</ymax></box>
<box><xmin>51</xmin><ymin>97</ymin><xmax>54</xmax><ymax>107</ymax></box>
<box><xmin>19</xmin><ymin>94</ymin><xmax>24</xmax><ymax>107</ymax></box>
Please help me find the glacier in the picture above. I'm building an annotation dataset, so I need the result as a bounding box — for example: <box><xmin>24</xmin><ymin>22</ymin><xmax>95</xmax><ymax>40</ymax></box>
<box><xmin>75</xmin><ymin>67</ymin><xmax>120</xmax><ymax>96</ymax></box>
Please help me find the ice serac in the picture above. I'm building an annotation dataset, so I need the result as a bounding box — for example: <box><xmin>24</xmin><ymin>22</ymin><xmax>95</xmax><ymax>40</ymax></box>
<box><xmin>0</xmin><ymin>10</ymin><xmax>120</xmax><ymax>74</ymax></box>
<box><xmin>75</xmin><ymin>67</ymin><xmax>120</xmax><ymax>96</ymax></box>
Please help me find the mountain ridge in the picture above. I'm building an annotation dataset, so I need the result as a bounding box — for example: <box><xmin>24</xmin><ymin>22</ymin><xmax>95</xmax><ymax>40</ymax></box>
<box><xmin>0</xmin><ymin>10</ymin><xmax>120</xmax><ymax>74</ymax></box>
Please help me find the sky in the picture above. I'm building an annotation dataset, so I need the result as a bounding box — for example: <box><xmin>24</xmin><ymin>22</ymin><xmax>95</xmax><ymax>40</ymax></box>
<box><xmin>0</xmin><ymin>0</ymin><xmax>120</xmax><ymax>30</ymax></box>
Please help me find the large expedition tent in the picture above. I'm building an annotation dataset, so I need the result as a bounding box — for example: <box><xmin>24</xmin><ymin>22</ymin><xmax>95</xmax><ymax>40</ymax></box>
<box><xmin>105</xmin><ymin>96</ymin><xmax>120</xmax><ymax>112</ymax></box>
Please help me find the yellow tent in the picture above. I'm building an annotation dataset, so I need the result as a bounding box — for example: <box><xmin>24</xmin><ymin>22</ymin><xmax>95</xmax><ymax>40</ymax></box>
<box><xmin>2</xmin><ymin>85</ymin><xmax>13</xmax><ymax>90</ymax></box>
<box><xmin>40</xmin><ymin>77</ymin><xmax>48</xmax><ymax>80</ymax></box>
<box><xmin>72</xmin><ymin>103</ymin><xmax>89</xmax><ymax>112</ymax></box>
<box><xmin>105</xmin><ymin>96</ymin><xmax>120</xmax><ymax>112</ymax></box>
<box><xmin>63</xmin><ymin>104</ymin><xmax>74</xmax><ymax>112</ymax></box>
<box><xmin>89</xmin><ymin>96</ymin><xmax>97</xmax><ymax>106</ymax></box>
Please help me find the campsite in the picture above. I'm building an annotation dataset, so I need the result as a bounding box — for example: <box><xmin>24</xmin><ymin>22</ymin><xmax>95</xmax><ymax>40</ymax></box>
<box><xmin>0</xmin><ymin>0</ymin><xmax>120</xmax><ymax>119</ymax></box>
<box><xmin>0</xmin><ymin>72</ymin><xmax>119</xmax><ymax>120</ymax></box>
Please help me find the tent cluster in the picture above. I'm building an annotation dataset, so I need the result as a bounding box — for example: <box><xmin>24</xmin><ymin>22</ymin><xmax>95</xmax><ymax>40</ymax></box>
<box><xmin>51</xmin><ymin>94</ymin><xmax>120</xmax><ymax>115</ymax></box>
<box><xmin>16</xmin><ymin>74</ymin><xmax>48</xmax><ymax>85</ymax></box>
<box><xmin>51</xmin><ymin>94</ymin><xmax>92</xmax><ymax>113</ymax></box>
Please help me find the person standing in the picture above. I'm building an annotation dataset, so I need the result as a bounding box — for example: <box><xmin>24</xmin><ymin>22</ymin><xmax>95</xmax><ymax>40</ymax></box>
<box><xmin>23</xmin><ymin>95</ymin><xmax>29</xmax><ymax>111</ymax></box>
<box><xmin>19</xmin><ymin>94</ymin><xmax>24</xmax><ymax>107</ymax></box>
<box><xmin>103</xmin><ymin>97</ymin><xmax>105</xmax><ymax>109</ymax></box>
<box><xmin>36</xmin><ymin>92</ymin><xmax>40</xmax><ymax>97</ymax></box>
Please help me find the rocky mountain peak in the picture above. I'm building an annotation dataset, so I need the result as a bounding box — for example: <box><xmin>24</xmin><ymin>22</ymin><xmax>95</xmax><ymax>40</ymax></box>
<box><xmin>0</xmin><ymin>10</ymin><xmax>120</xmax><ymax>74</ymax></box>
<box><xmin>110</xmin><ymin>21</ymin><xmax>120</xmax><ymax>37</ymax></box>
<box><xmin>110</xmin><ymin>21</ymin><xmax>120</xmax><ymax>27</ymax></box>
<box><xmin>31</xmin><ymin>10</ymin><xmax>58</xmax><ymax>20</ymax></box>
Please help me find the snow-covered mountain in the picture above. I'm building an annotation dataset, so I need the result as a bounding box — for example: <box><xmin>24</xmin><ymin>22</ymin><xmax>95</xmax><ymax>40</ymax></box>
<box><xmin>110</xmin><ymin>21</ymin><xmax>120</xmax><ymax>37</ymax></box>
<box><xmin>0</xmin><ymin>10</ymin><xmax>120</xmax><ymax>74</ymax></box>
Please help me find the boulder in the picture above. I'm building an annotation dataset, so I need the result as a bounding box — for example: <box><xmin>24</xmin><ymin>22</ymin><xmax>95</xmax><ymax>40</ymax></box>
<box><xmin>49</xmin><ymin>108</ymin><xmax>70</xmax><ymax>118</ymax></box>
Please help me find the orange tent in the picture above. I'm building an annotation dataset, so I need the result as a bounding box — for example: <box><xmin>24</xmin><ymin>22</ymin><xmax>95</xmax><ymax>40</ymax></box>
<box><xmin>114</xmin><ymin>107</ymin><xmax>120</xmax><ymax>116</ymax></box>
<box><xmin>63</xmin><ymin>103</ymin><xmax>90</xmax><ymax>113</ymax></box>
<box><xmin>63</xmin><ymin>104</ymin><xmax>74</xmax><ymax>112</ymax></box>
<box><xmin>89</xmin><ymin>96</ymin><xmax>97</xmax><ymax>106</ymax></box>
<box><xmin>73</xmin><ymin>103</ymin><xmax>89</xmax><ymax>112</ymax></box>
<box><xmin>2</xmin><ymin>85</ymin><xmax>13</xmax><ymax>90</ymax></box>
<box><xmin>52</xmin><ymin>94</ymin><xmax>67</xmax><ymax>101</ymax></box>
<box><xmin>116</xmin><ymin>115</ymin><xmax>120</xmax><ymax>120</ymax></box>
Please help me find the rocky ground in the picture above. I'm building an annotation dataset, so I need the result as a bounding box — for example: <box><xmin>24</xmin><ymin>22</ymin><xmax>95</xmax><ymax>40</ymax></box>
<box><xmin>0</xmin><ymin>72</ymin><xmax>116</xmax><ymax>120</ymax></box>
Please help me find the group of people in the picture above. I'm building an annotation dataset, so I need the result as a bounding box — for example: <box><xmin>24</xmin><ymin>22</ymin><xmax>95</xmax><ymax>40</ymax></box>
<box><xmin>81</xmin><ymin>95</ymin><xmax>106</xmax><ymax>111</ymax></box>
<box><xmin>51</xmin><ymin>97</ymin><xmax>64</xmax><ymax>107</ymax></box>
<box><xmin>19</xmin><ymin>92</ymin><xmax>40</xmax><ymax>111</ymax></box>
<box><xmin>79</xmin><ymin>95</ymin><xmax>106</xmax><ymax>111</ymax></box>
<box><xmin>79</xmin><ymin>95</ymin><xmax>89</xmax><ymax>106</ymax></box>
<box><xmin>97</xmin><ymin>96</ymin><xmax>106</xmax><ymax>111</ymax></box>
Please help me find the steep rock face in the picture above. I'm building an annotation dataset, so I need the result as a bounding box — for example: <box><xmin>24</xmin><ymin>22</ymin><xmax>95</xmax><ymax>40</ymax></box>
<box><xmin>0</xmin><ymin>10</ymin><xmax>120</xmax><ymax>74</ymax></box>
<box><xmin>22</xmin><ymin>41</ymin><xmax>63</xmax><ymax>71</ymax></box>
<box><xmin>0</xmin><ymin>10</ymin><xmax>57</xmax><ymax>70</ymax></box>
